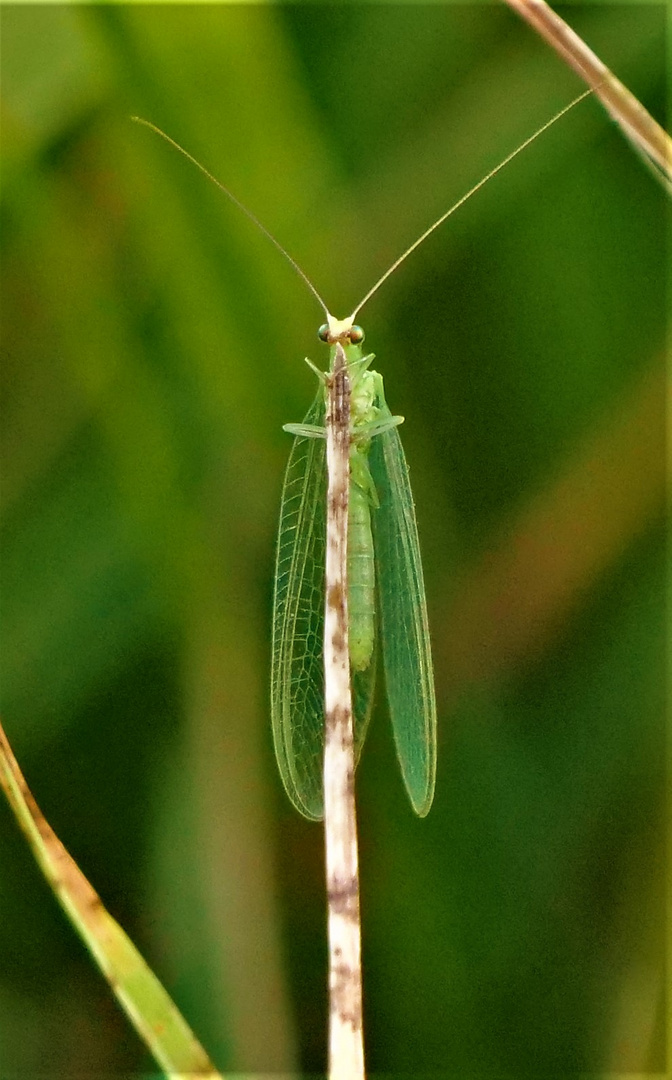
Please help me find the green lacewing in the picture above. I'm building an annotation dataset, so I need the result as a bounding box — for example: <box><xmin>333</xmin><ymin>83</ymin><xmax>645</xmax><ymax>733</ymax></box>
<box><xmin>134</xmin><ymin>88</ymin><xmax>594</xmax><ymax>821</ymax></box>
<box><xmin>272</xmin><ymin>319</ymin><xmax>435</xmax><ymax>820</ymax></box>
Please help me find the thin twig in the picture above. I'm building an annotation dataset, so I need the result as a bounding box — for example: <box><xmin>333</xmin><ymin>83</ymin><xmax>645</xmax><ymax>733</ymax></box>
<box><xmin>323</xmin><ymin>344</ymin><xmax>365</xmax><ymax>1079</ymax></box>
<box><xmin>503</xmin><ymin>0</ymin><xmax>672</xmax><ymax>190</ymax></box>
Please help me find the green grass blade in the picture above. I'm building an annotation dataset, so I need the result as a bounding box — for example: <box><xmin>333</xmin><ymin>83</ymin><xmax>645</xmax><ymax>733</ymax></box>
<box><xmin>271</xmin><ymin>392</ymin><xmax>376</xmax><ymax>820</ymax></box>
<box><xmin>0</xmin><ymin>718</ymin><xmax>220</xmax><ymax>1079</ymax></box>
<box><xmin>370</xmin><ymin>399</ymin><xmax>437</xmax><ymax>817</ymax></box>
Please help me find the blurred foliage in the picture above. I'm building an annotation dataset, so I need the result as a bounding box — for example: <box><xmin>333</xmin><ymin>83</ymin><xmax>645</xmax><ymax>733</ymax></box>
<box><xmin>0</xmin><ymin>4</ymin><xmax>666</xmax><ymax>1078</ymax></box>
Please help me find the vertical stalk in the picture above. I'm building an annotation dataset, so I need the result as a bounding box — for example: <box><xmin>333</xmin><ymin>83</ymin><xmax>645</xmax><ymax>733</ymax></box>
<box><xmin>323</xmin><ymin>342</ymin><xmax>365</xmax><ymax>1079</ymax></box>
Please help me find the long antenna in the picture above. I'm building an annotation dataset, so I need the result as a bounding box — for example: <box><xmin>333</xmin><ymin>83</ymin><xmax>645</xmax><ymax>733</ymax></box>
<box><xmin>135</xmin><ymin>85</ymin><xmax>596</xmax><ymax>330</ymax></box>
<box><xmin>131</xmin><ymin>116</ymin><xmax>330</xmax><ymax>320</ymax></box>
<box><xmin>349</xmin><ymin>85</ymin><xmax>596</xmax><ymax>322</ymax></box>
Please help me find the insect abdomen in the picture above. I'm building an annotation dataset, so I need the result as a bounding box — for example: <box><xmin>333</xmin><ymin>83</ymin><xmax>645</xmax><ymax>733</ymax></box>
<box><xmin>348</xmin><ymin>471</ymin><xmax>375</xmax><ymax>671</ymax></box>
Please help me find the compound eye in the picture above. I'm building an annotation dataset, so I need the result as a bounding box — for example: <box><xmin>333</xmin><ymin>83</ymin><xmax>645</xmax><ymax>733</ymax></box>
<box><xmin>349</xmin><ymin>325</ymin><xmax>365</xmax><ymax>345</ymax></box>
<box><xmin>317</xmin><ymin>324</ymin><xmax>330</xmax><ymax>343</ymax></box>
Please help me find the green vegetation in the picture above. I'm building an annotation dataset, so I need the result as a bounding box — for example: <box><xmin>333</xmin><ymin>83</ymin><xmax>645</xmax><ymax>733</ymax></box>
<box><xmin>0</xmin><ymin>5</ymin><xmax>665</xmax><ymax>1076</ymax></box>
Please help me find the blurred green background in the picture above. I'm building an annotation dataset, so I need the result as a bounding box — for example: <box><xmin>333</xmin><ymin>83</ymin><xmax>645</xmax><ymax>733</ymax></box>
<box><xmin>0</xmin><ymin>4</ymin><xmax>666</xmax><ymax>1077</ymax></box>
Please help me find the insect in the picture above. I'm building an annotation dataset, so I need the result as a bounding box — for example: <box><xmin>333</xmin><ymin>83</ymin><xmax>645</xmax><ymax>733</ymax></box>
<box><xmin>272</xmin><ymin>311</ymin><xmax>436</xmax><ymax>820</ymax></box>
<box><xmin>269</xmin><ymin>88</ymin><xmax>594</xmax><ymax>821</ymax></box>
<box><xmin>133</xmin><ymin>88</ymin><xmax>594</xmax><ymax>824</ymax></box>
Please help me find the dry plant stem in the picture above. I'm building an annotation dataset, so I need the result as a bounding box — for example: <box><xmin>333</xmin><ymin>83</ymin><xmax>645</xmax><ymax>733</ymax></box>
<box><xmin>503</xmin><ymin>0</ymin><xmax>672</xmax><ymax>186</ymax></box>
<box><xmin>323</xmin><ymin>342</ymin><xmax>365</xmax><ymax>1080</ymax></box>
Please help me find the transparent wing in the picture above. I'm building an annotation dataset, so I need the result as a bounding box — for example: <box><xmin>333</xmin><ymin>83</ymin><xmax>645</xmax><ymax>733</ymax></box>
<box><xmin>271</xmin><ymin>391</ymin><xmax>375</xmax><ymax>820</ymax></box>
<box><xmin>369</xmin><ymin>393</ymin><xmax>437</xmax><ymax>816</ymax></box>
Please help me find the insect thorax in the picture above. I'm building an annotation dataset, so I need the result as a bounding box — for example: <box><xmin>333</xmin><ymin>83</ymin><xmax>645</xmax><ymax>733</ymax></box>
<box><xmin>350</xmin><ymin>366</ymin><xmax>375</xmax><ymax>418</ymax></box>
